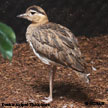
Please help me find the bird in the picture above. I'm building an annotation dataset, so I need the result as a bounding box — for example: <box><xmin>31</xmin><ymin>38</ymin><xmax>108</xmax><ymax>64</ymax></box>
<box><xmin>17</xmin><ymin>5</ymin><xmax>90</xmax><ymax>103</ymax></box>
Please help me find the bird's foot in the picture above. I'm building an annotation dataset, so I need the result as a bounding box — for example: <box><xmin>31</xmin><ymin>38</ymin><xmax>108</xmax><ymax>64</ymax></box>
<box><xmin>41</xmin><ymin>96</ymin><xmax>53</xmax><ymax>103</ymax></box>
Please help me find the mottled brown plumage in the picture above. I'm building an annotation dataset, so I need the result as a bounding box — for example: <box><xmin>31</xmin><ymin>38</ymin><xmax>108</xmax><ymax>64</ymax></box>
<box><xmin>27</xmin><ymin>22</ymin><xmax>86</xmax><ymax>72</ymax></box>
<box><xmin>17</xmin><ymin>5</ymin><xmax>90</xmax><ymax>103</ymax></box>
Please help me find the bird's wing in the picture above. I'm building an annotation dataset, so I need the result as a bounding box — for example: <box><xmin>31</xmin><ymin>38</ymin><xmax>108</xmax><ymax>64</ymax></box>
<box><xmin>29</xmin><ymin>23</ymin><xmax>86</xmax><ymax>72</ymax></box>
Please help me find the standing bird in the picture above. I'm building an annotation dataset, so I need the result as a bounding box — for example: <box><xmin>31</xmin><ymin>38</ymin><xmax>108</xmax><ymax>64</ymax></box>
<box><xmin>17</xmin><ymin>5</ymin><xmax>90</xmax><ymax>103</ymax></box>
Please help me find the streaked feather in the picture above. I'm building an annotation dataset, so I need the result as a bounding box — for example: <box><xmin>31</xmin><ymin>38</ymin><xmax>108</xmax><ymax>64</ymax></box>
<box><xmin>26</xmin><ymin>22</ymin><xmax>87</xmax><ymax>73</ymax></box>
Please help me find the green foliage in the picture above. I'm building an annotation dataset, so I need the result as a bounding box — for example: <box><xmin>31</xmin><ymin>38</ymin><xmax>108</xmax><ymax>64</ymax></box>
<box><xmin>0</xmin><ymin>22</ymin><xmax>16</xmax><ymax>61</ymax></box>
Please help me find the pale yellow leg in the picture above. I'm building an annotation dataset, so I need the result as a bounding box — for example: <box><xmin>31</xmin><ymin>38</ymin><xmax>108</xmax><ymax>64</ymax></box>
<box><xmin>42</xmin><ymin>66</ymin><xmax>56</xmax><ymax>103</ymax></box>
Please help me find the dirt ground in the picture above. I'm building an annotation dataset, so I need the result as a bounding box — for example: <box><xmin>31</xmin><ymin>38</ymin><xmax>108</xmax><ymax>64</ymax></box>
<box><xmin>0</xmin><ymin>35</ymin><xmax>108</xmax><ymax>108</ymax></box>
<box><xmin>0</xmin><ymin>0</ymin><xmax>108</xmax><ymax>108</ymax></box>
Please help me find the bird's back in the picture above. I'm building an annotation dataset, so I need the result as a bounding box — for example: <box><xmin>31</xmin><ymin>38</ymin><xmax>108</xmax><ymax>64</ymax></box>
<box><xmin>26</xmin><ymin>22</ymin><xmax>88</xmax><ymax>73</ymax></box>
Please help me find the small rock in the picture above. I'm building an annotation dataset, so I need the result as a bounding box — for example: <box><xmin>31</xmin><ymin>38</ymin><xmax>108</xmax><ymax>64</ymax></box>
<box><xmin>60</xmin><ymin>96</ymin><xmax>64</xmax><ymax>99</ymax></box>
<box><xmin>68</xmin><ymin>74</ymin><xmax>71</xmax><ymax>76</ymax></box>
<box><xmin>92</xmin><ymin>66</ymin><xmax>97</xmax><ymax>71</ymax></box>
<box><xmin>29</xmin><ymin>99</ymin><xmax>35</xmax><ymax>103</ymax></box>
<box><xmin>62</xmin><ymin>104</ymin><xmax>68</xmax><ymax>108</ymax></box>
<box><xmin>70</xmin><ymin>104</ymin><xmax>74</xmax><ymax>108</ymax></box>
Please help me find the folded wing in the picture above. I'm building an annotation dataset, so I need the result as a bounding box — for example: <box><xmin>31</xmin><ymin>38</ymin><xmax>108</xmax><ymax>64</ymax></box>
<box><xmin>29</xmin><ymin>22</ymin><xmax>87</xmax><ymax>73</ymax></box>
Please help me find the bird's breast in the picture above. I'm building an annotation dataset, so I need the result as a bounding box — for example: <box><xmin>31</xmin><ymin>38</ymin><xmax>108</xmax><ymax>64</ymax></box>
<box><xmin>26</xmin><ymin>25</ymin><xmax>52</xmax><ymax>65</ymax></box>
<box><xmin>29</xmin><ymin>42</ymin><xmax>52</xmax><ymax>65</ymax></box>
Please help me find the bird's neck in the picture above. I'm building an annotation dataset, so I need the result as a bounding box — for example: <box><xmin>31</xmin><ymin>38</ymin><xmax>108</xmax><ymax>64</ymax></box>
<box><xmin>31</xmin><ymin>16</ymin><xmax>49</xmax><ymax>27</ymax></box>
<box><xmin>26</xmin><ymin>17</ymin><xmax>49</xmax><ymax>42</ymax></box>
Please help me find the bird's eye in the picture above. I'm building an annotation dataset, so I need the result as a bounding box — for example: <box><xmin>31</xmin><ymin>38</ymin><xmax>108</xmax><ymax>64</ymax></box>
<box><xmin>31</xmin><ymin>12</ymin><xmax>36</xmax><ymax>15</ymax></box>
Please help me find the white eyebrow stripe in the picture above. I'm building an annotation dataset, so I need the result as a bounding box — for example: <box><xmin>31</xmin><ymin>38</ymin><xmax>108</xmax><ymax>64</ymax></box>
<box><xmin>38</xmin><ymin>13</ymin><xmax>44</xmax><ymax>16</ymax></box>
<box><xmin>30</xmin><ymin>10</ymin><xmax>37</xmax><ymax>12</ymax></box>
<box><xmin>30</xmin><ymin>9</ymin><xmax>44</xmax><ymax>16</ymax></box>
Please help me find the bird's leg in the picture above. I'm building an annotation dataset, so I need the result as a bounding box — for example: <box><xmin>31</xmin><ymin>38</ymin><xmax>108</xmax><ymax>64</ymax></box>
<box><xmin>42</xmin><ymin>65</ymin><xmax>56</xmax><ymax>103</ymax></box>
<box><xmin>49</xmin><ymin>65</ymin><xmax>56</xmax><ymax>99</ymax></box>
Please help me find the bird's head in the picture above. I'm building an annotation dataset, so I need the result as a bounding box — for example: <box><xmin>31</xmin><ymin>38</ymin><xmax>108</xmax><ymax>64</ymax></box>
<box><xmin>17</xmin><ymin>5</ymin><xmax>48</xmax><ymax>24</ymax></box>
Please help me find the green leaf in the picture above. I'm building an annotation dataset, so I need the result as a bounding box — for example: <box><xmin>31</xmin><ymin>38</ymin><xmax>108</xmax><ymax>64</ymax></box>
<box><xmin>0</xmin><ymin>22</ymin><xmax>16</xmax><ymax>44</ymax></box>
<box><xmin>0</xmin><ymin>22</ymin><xmax>16</xmax><ymax>61</ymax></box>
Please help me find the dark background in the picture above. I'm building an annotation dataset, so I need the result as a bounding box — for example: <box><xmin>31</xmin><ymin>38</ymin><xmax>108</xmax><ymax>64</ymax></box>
<box><xmin>0</xmin><ymin>1</ymin><xmax>108</xmax><ymax>107</ymax></box>
<box><xmin>0</xmin><ymin>0</ymin><xmax>108</xmax><ymax>43</ymax></box>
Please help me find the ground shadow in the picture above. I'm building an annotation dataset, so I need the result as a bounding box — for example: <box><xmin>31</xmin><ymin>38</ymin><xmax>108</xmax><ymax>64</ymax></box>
<box><xmin>31</xmin><ymin>81</ymin><xmax>97</xmax><ymax>105</ymax></box>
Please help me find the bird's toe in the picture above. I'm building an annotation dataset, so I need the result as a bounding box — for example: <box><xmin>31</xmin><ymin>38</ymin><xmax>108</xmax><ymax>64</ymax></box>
<box><xmin>41</xmin><ymin>97</ymin><xmax>53</xmax><ymax>103</ymax></box>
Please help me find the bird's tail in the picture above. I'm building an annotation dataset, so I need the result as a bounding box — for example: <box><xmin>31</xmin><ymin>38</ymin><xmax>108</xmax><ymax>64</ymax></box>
<box><xmin>75</xmin><ymin>63</ymin><xmax>91</xmax><ymax>84</ymax></box>
<box><xmin>75</xmin><ymin>72</ymin><xmax>90</xmax><ymax>84</ymax></box>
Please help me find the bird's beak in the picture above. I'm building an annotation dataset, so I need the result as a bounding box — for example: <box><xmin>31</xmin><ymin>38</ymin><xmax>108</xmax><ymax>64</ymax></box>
<box><xmin>17</xmin><ymin>13</ymin><xmax>27</xmax><ymax>18</ymax></box>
